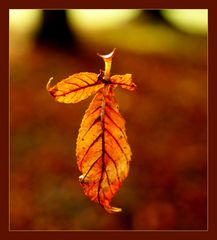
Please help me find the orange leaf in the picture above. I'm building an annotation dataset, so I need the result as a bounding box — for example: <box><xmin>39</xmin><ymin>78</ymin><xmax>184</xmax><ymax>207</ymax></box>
<box><xmin>76</xmin><ymin>86</ymin><xmax>132</xmax><ymax>213</ymax></box>
<box><xmin>47</xmin><ymin>49</ymin><xmax>136</xmax><ymax>213</ymax></box>
<box><xmin>47</xmin><ymin>72</ymin><xmax>104</xmax><ymax>103</ymax></box>
<box><xmin>111</xmin><ymin>74</ymin><xmax>137</xmax><ymax>91</ymax></box>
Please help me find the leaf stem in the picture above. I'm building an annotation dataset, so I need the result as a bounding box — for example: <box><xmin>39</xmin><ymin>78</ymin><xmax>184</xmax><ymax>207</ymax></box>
<box><xmin>97</xmin><ymin>49</ymin><xmax>116</xmax><ymax>81</ymax></box>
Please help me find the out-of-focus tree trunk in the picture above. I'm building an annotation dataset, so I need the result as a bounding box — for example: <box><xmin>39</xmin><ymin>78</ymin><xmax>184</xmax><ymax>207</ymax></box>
<box><xmin>36</xmin><ymin>10</ymin><xmax>77</xmax><ymax>50</ymax></box>
<box><xmin>139</xmin><ymin>10</ymin><xmax>168</xmax><ymax>23</ymax></box>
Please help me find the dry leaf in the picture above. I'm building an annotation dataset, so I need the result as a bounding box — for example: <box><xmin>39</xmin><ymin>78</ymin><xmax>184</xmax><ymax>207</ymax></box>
<box><xmin>47</xmin><ymin>72</ymin><xmax>104</xmax><ymax>103</ymax></box>
<box><xmin>111</xmin><ymin>74</ymin><xmax>137</xmax><ymax>91</ymax></box>
<box><xmin>47</xmin><ymin>49</ymin><xmax>136</xmax><ymax>213</ymax></box>
<box><xmin>76</xmin><ymin>86</ymin><xmax>131</xmax><ymax>213</ymax></box>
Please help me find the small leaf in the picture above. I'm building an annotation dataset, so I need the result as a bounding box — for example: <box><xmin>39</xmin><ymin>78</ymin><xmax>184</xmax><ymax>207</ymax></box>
<box><xmin>76</xmin><ymin>86</ymin><xmax>131</xmax><ymax>213</ymax></box>
<box><xmin>47</xmin><ymin>72</ymin><xmax>104</xmax><ymax>103</ymax></box>
<box><xmin>111</xmin><ymin>74</ymin><xmax>137</xmax><ymax>91</ymax></box>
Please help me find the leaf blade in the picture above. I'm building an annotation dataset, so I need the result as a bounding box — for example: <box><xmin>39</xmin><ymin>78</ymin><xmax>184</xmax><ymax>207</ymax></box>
<box><xmin>76</xmin><ymin>86</ymin><xmax>131</xmax><ymax>213</ymax></box>
<box><xmin>47</xmin><ymin>72</ymin><xmax>104</xmax><ymax>103</ymax></box>
<box><xmin>111</xmin><ymin>74</ymin><xmax>137</xmax><ymax>91</ymax></box>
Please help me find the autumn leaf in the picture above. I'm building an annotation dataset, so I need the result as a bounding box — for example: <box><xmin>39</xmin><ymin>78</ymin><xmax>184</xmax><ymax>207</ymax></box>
<box><xmin>47</xmin><ymin>72</ymin><xmax>104</xmax><ymax>103</ymax></box>
<box><xmin>111</xmin><ymin>74</ymin><xmax>137</xmax><ymax>91</ymax></box>
<box><xmin>47</xmin><ymin>49</ymin><xmax>136</xmax><ymax>213</ymax></box>
<box><xmin>76</xmin><ymin>86</ymin><xmax>131</xmax><ymax>213</ymax></box>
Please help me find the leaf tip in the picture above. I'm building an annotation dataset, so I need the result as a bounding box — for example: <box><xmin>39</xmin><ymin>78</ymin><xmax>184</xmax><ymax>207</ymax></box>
<box><xmin>104</xmin><ymin>205</ymin><xmax>122</xmax><ymax>214</ymax></box>
<box><xmin>131</xmin><ymin>82</ymin><xmax>137</xmax><ymax>91</ymax></box>
<box><xmin>46</xmin><ymin>77</ymin><xmax>54</xmax><ymax>91</ymax></box>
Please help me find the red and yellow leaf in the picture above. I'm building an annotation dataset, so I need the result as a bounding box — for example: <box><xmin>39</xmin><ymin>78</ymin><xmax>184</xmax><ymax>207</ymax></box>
<box><xmin>76</xmin><ymin>86</ymin><xmax>132</xmax><ymax>213</ymax></box>
<box><xmin>111</xmin><ymin>74</ymin><xmax>137</xmax><ymax>91</ymax></box>
<box><xmin>47</xmin><ymin>72</ymin><xmax>104</xmax><ymax>103</ymax></box>
<box><xmin>47</xmin><ymin>49</ymin><xmax>136</xmax><ymax>213</ymax></box>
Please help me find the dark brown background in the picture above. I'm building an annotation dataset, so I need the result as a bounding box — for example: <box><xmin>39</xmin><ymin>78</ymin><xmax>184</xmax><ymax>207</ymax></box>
<box><xmin>0</xmin><ymin>0</ymin><xmax>216</xmax><ymax>239</ymax></box>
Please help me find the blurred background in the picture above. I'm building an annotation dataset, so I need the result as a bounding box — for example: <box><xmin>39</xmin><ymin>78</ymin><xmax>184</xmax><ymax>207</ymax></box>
<box><xmin>10</xmin><ymin>9</ymin><xmax>207</xmax><ymax>230</ymax></box>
